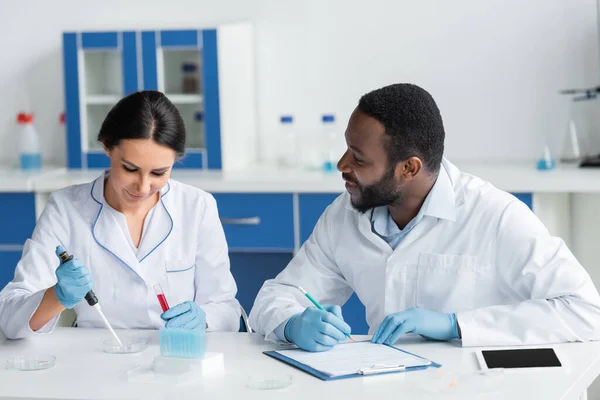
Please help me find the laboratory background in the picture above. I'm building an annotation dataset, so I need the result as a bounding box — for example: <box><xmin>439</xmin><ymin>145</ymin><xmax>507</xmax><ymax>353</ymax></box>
<box><xmin>2</xmin><ymin>0</ymin><xmax>600</xmax><ymax>398</ymax></box>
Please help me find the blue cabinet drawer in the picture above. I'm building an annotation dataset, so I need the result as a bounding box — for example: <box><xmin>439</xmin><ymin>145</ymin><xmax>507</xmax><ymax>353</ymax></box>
<box><xmin>213</xmin><ymin>194</ymin><xmax>294</xmax><ymax>250</ymax></box>
<box><xmin>299</xmin><ymin>193</ymin><xmax>341</xmax><ymax>244</ymax></box>
<box><xmin>0</xmin><ymin>193</ymin><xmax>36</xmax><ymax>245</ymax></box>
<box><xmin>229</xmin><ymin>252</ymin><xmax>293</xmax><ymax>316</ymax></box>
<box><xmin>0</xmin><ymin>251</ymin><xmax>20</xmax><ymax>291</ymax></box>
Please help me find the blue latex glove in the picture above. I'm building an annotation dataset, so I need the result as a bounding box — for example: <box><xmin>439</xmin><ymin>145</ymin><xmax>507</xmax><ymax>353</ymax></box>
<box><xmin>284</xmin><ymin>305</ymin><xmax>351</xmax><ymax>352</ymax></box>
<box><xmin>371</xmin><ymin>308</ymin><xmax>459</xmax><ymax>345</ymax></box>
<box><xmin>54</xmin><ymin>246</ymin><xmax>94</xmax><ymax>309</ymax></box>
<box><xmin>161</xmin><ymin>301</ymin><xmax>206</xmax><ymax>331</ymax></box>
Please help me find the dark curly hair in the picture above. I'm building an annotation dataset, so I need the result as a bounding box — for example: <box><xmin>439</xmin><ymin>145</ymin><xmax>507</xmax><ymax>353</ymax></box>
<box><xmin>358</xmin><ymin>83</ymin><xmax>445</xmax><ymax>174</ymax></box>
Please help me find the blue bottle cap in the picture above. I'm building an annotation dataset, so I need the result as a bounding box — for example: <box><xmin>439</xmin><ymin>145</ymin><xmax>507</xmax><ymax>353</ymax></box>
<box><xmin>182</xmin><ymin>63</ymin><xmax>197</xmax><ymax>73</ymax></box>
<box><xmin>322</xmin><ymin>114</ymin><xmax>335</xmax><ymax>123</ymax></box>
<box><xmin>280</xmin><ymin>116</ymin><xmax>293</xmax><ymax>124</ymax></box>
<box><xmin>194</xmin><ymin>112</ymin><xmax>204</xmax><ymax>121</ymax></box>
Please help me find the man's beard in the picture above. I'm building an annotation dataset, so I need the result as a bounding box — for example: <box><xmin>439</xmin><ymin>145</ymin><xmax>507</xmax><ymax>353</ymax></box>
<box><xmin>345</xmin><ymin>168</ymin><xmax>401</xmax><ymax>213</ymax></box>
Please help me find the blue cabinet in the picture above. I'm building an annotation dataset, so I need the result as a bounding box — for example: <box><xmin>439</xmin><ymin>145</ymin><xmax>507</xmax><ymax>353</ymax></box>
<box><xmin>229</xmin><ymin>252</ymin><xmax>293</xmax><ymax>316</ymax></box>
<box><xmin>63</xmin><ymin>24</ymin><xmax>256</xmax><ymax>171</ymax></box>
<box><xmin>0</xmin><ymin>193</ymin><xmax>36</xmax><ymax>291</ymax></box>
<box><xmin>0</xmin><ymin>251</ymin><xmax>21</xmax><ymax>291</ymax></box>
<box><xmin>63</xmin><ymin>29</ymin><xmax>219</xmax><ymax>169</ymax></box>
<box><xmin>0</xmin><ymin>194</ymin><xmax>36</xmax><ymax>244</ymax></box>
<box><xmin>63</xmin><ymin>31</ymin><xmax>140</xmax><ymax>169</ymax></box>
<box><xmin>213</xmin><ymin>194</ymin><xmax>294</xmax><ymax>251</ymax></box>
<box><xmin>140</xmin><ymin>29</ymin><xmax>221</xmax><ymax>169</ymax></box>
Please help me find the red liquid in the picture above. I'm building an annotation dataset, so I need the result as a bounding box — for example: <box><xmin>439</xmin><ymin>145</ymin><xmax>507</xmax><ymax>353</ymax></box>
<box><xmin>157</xmin><ymin>294</ymin><xmax>170</xmax><ymax>312</ymax></box>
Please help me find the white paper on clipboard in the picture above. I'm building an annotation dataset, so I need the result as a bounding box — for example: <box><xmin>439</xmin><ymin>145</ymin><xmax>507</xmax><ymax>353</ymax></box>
<box><xmin>275</xmin><ymin>341</ymin><xmax>431</xmax><ymax>377</ymax></box>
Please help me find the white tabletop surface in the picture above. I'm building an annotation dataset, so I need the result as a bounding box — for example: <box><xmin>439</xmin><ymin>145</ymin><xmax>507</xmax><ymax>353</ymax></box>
<box><xmin>2</xmin><ymin>160</ymin><xmax>600</xmax><ymax>193</ymax></box>
<box><xmin>0</xmin><ymin>327</ymin><xmax>599</xmax><ymax>399</ymax></box>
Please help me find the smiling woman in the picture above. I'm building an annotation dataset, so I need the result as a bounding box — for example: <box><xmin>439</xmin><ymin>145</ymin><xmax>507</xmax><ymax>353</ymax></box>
<box><xmin>0</xmin><ymin>91</ymin><xmax>241</xmax><ymax>340</ymax></box>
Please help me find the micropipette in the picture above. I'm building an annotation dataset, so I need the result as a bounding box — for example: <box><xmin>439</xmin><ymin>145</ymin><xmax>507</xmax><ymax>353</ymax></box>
<box><xmin>57</xmin><ymin>248</ymin><xmax>123</xmax><ymax>348</ymax></box>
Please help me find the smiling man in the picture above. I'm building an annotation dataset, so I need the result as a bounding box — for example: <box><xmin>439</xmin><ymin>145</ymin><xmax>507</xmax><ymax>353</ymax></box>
<box><xmin>249</xmin><ymin>83</ymin><xmax>600</xmax><ymax>352</ymax></box>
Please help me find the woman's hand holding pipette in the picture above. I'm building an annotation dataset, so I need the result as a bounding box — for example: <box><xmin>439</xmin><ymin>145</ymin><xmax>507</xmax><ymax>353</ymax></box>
<box><xmin>54</xmin><ymin>246</ymin><xmax>94</xmax><ymax>309</ymax></box>
<box><xmin>161</xmin><ymin>301</ymin><xmax>206</xmax><ymax>331</ymax></box>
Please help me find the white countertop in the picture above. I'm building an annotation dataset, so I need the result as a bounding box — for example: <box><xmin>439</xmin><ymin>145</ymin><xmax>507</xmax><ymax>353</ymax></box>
<box><xmin>1</xmin><ymin>161</ymin><xmax>600</xmax><ymax>193</ymax></box>
<box><xmin>0</xmin><ymin>327</ymin><xmax>598</xmax><ymax>399</ymax></box>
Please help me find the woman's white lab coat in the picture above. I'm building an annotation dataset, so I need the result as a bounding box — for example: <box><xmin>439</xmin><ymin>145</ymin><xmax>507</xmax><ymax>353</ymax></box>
<box><xmin>0</xmin><ymin>174</ymin><xmax>240</xmax><ymax>339</ymax></box>
<box><xmin>249</xmin><ymin>159</ymin><xmax>600</xmax><ymax>346</ymax></box>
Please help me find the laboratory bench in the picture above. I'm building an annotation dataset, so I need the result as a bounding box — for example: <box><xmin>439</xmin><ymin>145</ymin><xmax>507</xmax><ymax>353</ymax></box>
<box><xmin>0</xmin><ymin>327</ymin><xmax>597</xmax><ymax>399</ymax></box>
<box><xmin>1</xmin><ymin>162</ymin><xmax>600</xmax><ymax>335</ymax></box>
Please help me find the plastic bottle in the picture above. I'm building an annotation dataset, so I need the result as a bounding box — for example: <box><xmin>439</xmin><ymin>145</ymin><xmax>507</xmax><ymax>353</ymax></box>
<box><xmin>321</xmin><ymin>114</ymin><xmax>340</xmax><ymax>172</ymax></box>
<box><xmin>276</xmin><ymin>115</ymin><xmax>298</xmax><ymax>168</ymax></box>
<box><xmin>182</xmin><ymin>63</ymin><xmax>199</xmax><ymax>94</ymax></box>
<box><xmin>192</xmin><ymin>111</ymin><xmax>205</xmax><ymax>149</ymax></box>
<box><xmin>17</xmin><ymin>112</ymin><xmax>41</xmax><ymax>170</ymax></box>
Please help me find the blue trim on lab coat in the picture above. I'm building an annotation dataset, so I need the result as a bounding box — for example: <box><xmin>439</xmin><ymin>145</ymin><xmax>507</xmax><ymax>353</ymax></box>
<box><xmin>89</xmin><ymin>179</ymin><xmax>173</xmax><ymax>272</ymax></box>
<box><xmin>139</xmin><ymin>183</ymin><xmax>173</xmax><ymax>263</ymax></box>
<box><xmin>166</xmin><ymin>264</ymin><xmax>196</xmax><ymax>273</ymax></box>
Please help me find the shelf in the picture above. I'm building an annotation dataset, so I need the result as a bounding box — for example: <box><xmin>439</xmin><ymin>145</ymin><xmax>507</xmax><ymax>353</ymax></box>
<box><xmin>83</xmin><ymin>50</ymin><xmax>122</xmax><ymax>97</ymax></box>
<box><xmin>86</xmin><ymin>95</ymin><xmax>121</xmax><ymax>105</ymax></box>
<box><xmin>85</xmin><ymin>104</ymin><xmax>112</xmax><ymax>151</ymax></box>
<box><xmin>166</xmin><ymin>94</ymin><xmax>203</xmax><ymax>104</ymax></box>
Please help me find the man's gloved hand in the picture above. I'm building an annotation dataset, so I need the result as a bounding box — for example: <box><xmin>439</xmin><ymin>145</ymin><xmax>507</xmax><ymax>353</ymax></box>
<box><xmin>372</xmin><ymin>308</ymin><xmax>459</xmax><ymax>344</ymax></box>
<box><xmin>284</xmin><ymin>305</ymin><xmax>351</xmax><ymax>352</ymax></box>
<box><xmin>161</xmin><ymin>301</ymin><xmax>206</xmax><ymax>331</ymax></box>
<box><xmin>54</xmin><ymin>245</ymin><xmax>94</xmax><ymax>309</ymax></box>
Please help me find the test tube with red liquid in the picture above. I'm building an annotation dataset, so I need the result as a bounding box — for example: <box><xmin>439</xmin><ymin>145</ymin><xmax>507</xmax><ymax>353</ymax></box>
<box><xmin>154</xmin><ymin>284</ymin><xmax>170</xmax><ymax>312</ymax></box>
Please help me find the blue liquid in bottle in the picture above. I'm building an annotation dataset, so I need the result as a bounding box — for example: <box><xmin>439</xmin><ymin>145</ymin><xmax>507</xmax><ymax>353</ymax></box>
<box><xmin>20</xmin><ymin>153</ymin><xmax>41</xmax><ymax>170</ymax></box>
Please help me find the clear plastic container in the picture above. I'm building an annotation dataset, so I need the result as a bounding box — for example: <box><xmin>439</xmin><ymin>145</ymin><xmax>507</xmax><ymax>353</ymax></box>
<box><xmin>6</xmin><ymin>355</ymin><xmax>56</xmax><ymax>371</ymax></box>
<box><xmin>103</xmin><ymin>337</ymin><xmax>148</xmax><ymax>354</ymax></box>
<box><xmin>275</xmin><ymin>115</ymin><xmax>298</xmax><ymax>168</ymax></box>
<box><xmin>160</xmin><ymin>328</ymin><xmax>205</xmax><ymax>359</ymax></box>
<box><xmin>17</xmin><ymin>113</ymin><xmax>41</xmax><ymax>170</ymax></box>
<box><xmin>561</xmin><ymin>92</ymin><xmax>600</xmax><ymax>164</ymax></box>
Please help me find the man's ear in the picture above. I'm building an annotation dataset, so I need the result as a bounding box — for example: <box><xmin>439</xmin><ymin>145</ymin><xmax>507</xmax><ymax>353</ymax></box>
<box><xmin>396</xmin><ymin>156</ymin><xmax>423</xmax><ymax>181</ymax></box>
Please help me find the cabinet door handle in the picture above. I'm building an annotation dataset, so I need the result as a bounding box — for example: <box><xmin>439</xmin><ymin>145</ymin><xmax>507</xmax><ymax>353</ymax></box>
<box><xmin>0</xmin><ymin>244</ymin><xmax>24</xmax><ymax>251</ymax></box>
<box><xmin>220</xmin><ymin>217</ymin><xmax>261</xmax><ymax>225</ymax></box>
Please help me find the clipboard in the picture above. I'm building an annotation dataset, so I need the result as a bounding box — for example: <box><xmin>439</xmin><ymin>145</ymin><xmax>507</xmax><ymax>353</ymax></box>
<box><xmin>264</xmin><ymin>343</ymin><xmax>441</xmax><ymax>381</ymax></box>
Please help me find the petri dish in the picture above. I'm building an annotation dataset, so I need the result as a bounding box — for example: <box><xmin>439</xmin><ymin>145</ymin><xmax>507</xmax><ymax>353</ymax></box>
<box><xmin>103</xmin><ymin>337</ymin><xmax>148</xmax><ymax>354</ymax></box>
<box><xmin>247</xmin><ymin>374</ymin><xmax>293</xmax><ymax>390</ymax></box>
<box><xmin>6</xmin><ymin>355</ymin><xmax>56</xmax><ymax>371</ymax></box>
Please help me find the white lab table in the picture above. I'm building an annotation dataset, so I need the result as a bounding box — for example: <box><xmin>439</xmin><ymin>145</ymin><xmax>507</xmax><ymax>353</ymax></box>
<box><xmin>0</xmin><ymin>327</ymin><xmax>598</xmax><ymax>400</ymax></box>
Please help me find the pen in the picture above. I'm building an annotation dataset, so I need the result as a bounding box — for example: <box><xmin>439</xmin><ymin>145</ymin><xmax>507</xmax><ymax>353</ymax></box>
<box><xmin>358</xmin><ymin>365</ymin><xmax>405</xmax><ymax>375</ymax></box>
<box><xmin>296</xmin><ymin>286</ymin><xmax>355</xmax><ymax>342</ymax></box>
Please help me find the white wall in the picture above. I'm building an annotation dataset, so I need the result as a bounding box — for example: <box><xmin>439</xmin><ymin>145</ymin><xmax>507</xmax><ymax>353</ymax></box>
<box><xmin>0</xmin><ymin>0</ymin><xmax>598</xmax><ymax>166</ymax></box>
